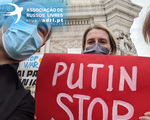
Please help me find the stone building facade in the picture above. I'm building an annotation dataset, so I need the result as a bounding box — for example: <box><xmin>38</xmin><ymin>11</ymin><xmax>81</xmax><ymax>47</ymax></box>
<box><xmin>37</xmin><ymin>0</ymin><xmax>142</xmax><ymax>56</ymax></box>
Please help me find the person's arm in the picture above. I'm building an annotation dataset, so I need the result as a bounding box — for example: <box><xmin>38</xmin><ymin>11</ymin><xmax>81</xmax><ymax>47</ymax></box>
<box><xmin>7</xmin><ymin>93</ymin><xmax>35</xmax><ymax>120</ymax></box>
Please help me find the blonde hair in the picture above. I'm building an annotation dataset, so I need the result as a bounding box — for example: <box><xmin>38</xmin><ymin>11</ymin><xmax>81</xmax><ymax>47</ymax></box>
<box><xmin>143</xmin><ymin>11</ymin><xmax>150</xmax><ymax>43</ymax></box>
<box><xmin>82</xmin><ymin>24</ymin><xmax>117</xmax><ymax>55</ymax></box>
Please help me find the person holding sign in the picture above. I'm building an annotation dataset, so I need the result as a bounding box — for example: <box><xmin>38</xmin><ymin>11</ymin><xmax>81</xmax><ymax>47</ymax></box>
<box><xmin>82</xmin><ymin>24</ymin><xmax>117</xmax><ymax>55</ymax></box>
<box><xmin>139</xmin><ymin>10</ymin><xmax>150</xmax><ymax>120</ymax></box>
<box><xmin>0</xmin><ymin>1</ymin><xmax>51</xmax><ymax>120</ymax></box>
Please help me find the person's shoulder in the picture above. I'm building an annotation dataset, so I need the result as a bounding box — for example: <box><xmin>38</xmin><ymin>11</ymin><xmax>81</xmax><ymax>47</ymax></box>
<box><xmin>0</xmin><ymin>63</ymin><xmax>21</xmax><ymax>88</ymax></box>
<box><xmin>9</xmin><ymin>63</ymin><xmax>19</xmax><ymax>70</ymax></box>
<box><xmin>0</xmin><ymin>63</ymin><xmax>19</xmax><ymax>70</ymax></box>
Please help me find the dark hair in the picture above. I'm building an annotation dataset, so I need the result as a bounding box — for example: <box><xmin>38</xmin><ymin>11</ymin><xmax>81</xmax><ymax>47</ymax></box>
<box><xmin>82</xmin><ymin>24</ymin><xmax>117</xmax><ymax>55</ymax></box>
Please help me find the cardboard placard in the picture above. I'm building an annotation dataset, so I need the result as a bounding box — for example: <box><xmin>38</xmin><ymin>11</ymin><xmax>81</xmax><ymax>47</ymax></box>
<box><xmin>18</xmin><ymin>54</ymin><xmax>43</xmax><ymax>87</ymax></box>
<box><xmin>35</xmin><ymin>53</ymin><xmax>150</xmax><ymax>120</ymax></box>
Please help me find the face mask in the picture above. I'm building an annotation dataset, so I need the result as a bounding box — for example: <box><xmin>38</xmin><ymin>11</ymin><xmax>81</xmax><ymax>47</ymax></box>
<box><xmin>83</xmin><ymin>43</ymin><xmax>110</xmax><ymax>55</ymax></box>
<box><xmin>2</xmin><ymin>19</ymin><xmax>43</xmax><ymax>60</ymax></box>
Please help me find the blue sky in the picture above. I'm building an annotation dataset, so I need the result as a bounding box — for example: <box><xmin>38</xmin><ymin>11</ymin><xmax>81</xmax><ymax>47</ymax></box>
<box><xmin>130</xmin><ymin>0</ymin><xmax>150</xmax><ymax>57</ymax></box>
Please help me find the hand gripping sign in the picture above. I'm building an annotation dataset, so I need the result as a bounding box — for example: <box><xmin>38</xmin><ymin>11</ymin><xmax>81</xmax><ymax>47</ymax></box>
<box><xmin>35</xmin><ymin>53</ymin><xmax>150</xmax><ymax>120</ymax></box>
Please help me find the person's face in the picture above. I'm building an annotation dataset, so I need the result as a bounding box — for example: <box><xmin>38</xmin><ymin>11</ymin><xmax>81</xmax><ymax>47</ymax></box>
<box><xmin>0</xmin><ymin>21</ymin><xmax>50</xmax><ymax>61</ymax></box>
<box><xmin>84</xmin><ymin>29</ymin><xmax>111</xmax><ymax>51</ymax></box>
<box><xmin>37</xmin><ymin>22</ymin><xmax>50</xmax><ymax>43</ymax></box>
<box><xmin>2</xmin><ymin>21</ymin><xmax>50</xmax><ymax>44</ymax></box>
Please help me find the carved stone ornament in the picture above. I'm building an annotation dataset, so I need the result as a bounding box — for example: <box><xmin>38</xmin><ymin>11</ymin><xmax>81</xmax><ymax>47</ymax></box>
<box><xmin>117</xmin><ymin>32</ymin><xmax>137</xmax><ymax>56</ymax></box>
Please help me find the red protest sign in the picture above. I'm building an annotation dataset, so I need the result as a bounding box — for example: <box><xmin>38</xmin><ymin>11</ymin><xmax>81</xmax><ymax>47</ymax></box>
<box><xmin>35</xmin><ymin>53</ymin><xmax>150</xmax><ymax>120</ymax></box>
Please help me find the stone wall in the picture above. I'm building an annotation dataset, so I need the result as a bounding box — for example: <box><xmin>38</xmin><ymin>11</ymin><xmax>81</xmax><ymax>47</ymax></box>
<box><xmin>39</xmin><ymin>0</ymin><xmax>142</xmax><ymax>56</ymax></box>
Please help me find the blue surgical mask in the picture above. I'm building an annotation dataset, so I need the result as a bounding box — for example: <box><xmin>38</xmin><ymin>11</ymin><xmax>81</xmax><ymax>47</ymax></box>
<box><xmin>2</xmin><ymin>19</ymin><xmax>43</xmax><ymax>60</ymax></box>
<box><xmin>83</xmin><ymin>43</ymin><xmax>110</xmax><ymax>55</ymax></box>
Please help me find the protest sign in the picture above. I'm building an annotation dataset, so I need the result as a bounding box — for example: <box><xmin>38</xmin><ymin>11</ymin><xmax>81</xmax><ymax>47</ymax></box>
<box><xmin>35</xmin><ymin>53</ymin><xmax>150</xmax><ymax>120</ymax></box>
<box><xmin>18</xmin><ymin>54</ymin><xmax>43</xmax><ymax>87</ymax></box>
